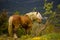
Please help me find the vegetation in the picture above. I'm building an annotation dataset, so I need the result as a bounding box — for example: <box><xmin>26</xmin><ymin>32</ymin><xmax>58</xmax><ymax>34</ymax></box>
<box><xmin>31</xmin><ymin>33</ymin><xmax>60</xmax><ymax>40</ymax></box>
<box><xmin>13</xmin><ymin>11</ymin><xmax>20</xmax><ymax>15</ymax></box>
<box><xmin>0</xmin><ymin>9</ymin><xmax>8</xmax><ymax>35</ymax></box>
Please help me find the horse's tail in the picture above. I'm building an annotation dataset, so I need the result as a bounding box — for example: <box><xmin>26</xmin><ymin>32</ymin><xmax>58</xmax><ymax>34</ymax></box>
<box><xmin>8</xmin><ymin>16</ymin><xmax>13</xmax><ymax>37</ymax></box>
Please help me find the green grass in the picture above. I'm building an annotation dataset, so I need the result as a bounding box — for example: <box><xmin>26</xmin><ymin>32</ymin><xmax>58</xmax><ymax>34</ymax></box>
<box><xmin>32</xmin><ymin>33</ymin><xmax>60</xmax><ymax>40</ymax></box>
<box><xmin>0</xmin><ymin>33</ymin><xmax>60</xmax><ymax>40</ymax></box>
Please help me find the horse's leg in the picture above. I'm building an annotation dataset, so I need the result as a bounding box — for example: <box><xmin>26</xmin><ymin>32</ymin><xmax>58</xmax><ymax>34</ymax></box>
<box><xmin>26</xmin><ymin>24</ymin><xmax>32</xmax><ymax>35</ymax></box>
<box><xmin>25</xmin><ymin>24</ymin><xmax>32</xmax><ymax>35</ymax></box>
<box><xmin>25</xmin><ymin>29</ymin><xmax>28</xmax><ymax>34</ymax></box>
<box><xmin>25</xmin><ymin>28</ymin><xmax>31</xmax><ymax>35</ymax></box>
<box><xmin>13</xmin><ymin>25</ymin><xmax>20</xmax><ymax>39</ymax></box>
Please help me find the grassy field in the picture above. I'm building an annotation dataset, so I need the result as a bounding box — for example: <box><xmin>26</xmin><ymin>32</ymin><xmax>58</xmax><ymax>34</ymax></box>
<box><xmin>0</xmin><ymin>33</ymin><xmax>60</xmax><ymax>40</ymax></box>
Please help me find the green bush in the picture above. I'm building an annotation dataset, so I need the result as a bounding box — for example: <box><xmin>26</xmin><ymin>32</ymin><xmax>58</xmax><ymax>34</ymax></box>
<box><xmin>0</xmin><ymin>10</ymin><xmax>8</xmax><ymax>34</ymax></box>
<box><xmin>16</xmin><ymin>28</ymin><xmax>25</xmax><ymax>37</ymax></box>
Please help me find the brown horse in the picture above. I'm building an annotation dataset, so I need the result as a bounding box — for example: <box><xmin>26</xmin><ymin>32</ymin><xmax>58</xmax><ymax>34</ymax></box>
<box><xmin>8</xmin><ymin>12</ymin><xmax>43</xmax><ymax>38</ymax></box>
<box><xmin>8</xmin><ymin>14</ymin><xmax>32</xmax><ymax>38</ymax></box>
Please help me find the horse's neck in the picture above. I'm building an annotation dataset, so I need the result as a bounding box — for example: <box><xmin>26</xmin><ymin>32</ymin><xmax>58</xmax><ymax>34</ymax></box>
<box><xmin>26</xmin><ymin>15</ymin><xmax>32</xmax><ymax>20</ymax></box>
<box><xmin>25</xmin><ymin>12</ymin><xmax>36</xmax><ymax>21</ymax></box>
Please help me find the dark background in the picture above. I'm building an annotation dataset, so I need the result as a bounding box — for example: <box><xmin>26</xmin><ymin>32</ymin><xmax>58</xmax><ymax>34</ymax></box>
<box><xmin>0</xmin><ymin>0</ymin><xmax>60</xmax><ymax>15</ymax></box>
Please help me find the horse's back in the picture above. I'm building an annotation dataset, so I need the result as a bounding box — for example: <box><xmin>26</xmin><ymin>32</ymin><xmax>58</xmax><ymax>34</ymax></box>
<box><xmin>9</xmin><ymin>15</ymin><xmax>20</xmax><ymax>21</ymax></box>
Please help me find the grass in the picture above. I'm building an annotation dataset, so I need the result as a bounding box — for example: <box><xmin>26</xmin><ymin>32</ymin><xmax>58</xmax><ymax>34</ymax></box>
<box><xmin>0</xmin><ymin>33</ymin><xmax>60</xmax><ymax>40</ymax></box>
<box><xmin>31</xmin><ymin>33</ymin><xmax>60</xmax><ymax>40</ymax></box>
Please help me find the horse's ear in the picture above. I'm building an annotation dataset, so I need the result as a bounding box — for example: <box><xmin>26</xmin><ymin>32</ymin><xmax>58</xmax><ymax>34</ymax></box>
<box><xmin>36</xmin><ymin>12</ymin><xmax>38</xmax><ymax>15</ymax></box>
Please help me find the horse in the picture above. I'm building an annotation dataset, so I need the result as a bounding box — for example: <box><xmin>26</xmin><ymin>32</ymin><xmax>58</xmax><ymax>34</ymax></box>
<box><xmin>25</xmin><ymin>11</ymin><xmax>43</xmax><ymax>23</ymax></box>
<box><xmin>8</xmin><ymin>11</ymin><xmax>43</xmax><ymax>38</ymax></box>
<box><xmin>8</xmin><ymin>15</ymin><xmax>32</xmax><ymax>38</ymax></box>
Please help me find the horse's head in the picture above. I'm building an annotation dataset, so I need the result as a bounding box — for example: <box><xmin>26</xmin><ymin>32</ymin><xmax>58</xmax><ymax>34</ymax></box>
<box><xmin>34</xmin><ymin>12</ymin><xmax>43</xmax><ymax>23</ymax></box>
<box><xmin>25</xmin><ymin>12</ymin><xmax>43</xmax><ymax>23</ymax></box>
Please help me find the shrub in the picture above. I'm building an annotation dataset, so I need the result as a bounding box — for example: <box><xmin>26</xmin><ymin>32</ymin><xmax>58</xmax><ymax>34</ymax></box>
<box><xmin>0</xmin><ymin>10</ymin><xmax>8</xmax><ymax>34</ymax></box>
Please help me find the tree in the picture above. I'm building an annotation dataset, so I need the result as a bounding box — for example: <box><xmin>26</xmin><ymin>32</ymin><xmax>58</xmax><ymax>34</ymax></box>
<box><xmin>41</xmin><ymin>0</ymin><xmax>56</xmax><ymax>35</ymax></box>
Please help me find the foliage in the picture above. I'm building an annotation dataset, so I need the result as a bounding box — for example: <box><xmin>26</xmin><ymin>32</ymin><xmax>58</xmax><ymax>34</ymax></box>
<box><xmin>31</xmin><ymin>22</ymin><xmax>44</xmax><ymax>37</ymax></box>
<box><xmin>41</xmin><ymin>0</ymin><xmax>57</xmax><ymax>35</ymax></box>
<box><xmin>32</xmin><ymin>7</ymin><xmax>37</xmax><ymax>12</ymax></box>
<box><xmin>0</xmin><ymin>10</ymin><xmax>8</xmax><ymax>34</ymax></box>
<box><xmin>13</xmin><ymin>11</ymin><xmax>20</xmax><ymax>15</ymax></box>
<box><xmin>16</xmin><ymin>28</ymin><xmax>25</xmax><ymax>37</ymax></box>
<box><xmin>55</xmin><ymin>4</ymin><xmax>60</xmax><ymax>27</ymax></box>
<box><xmin>57</xmin><ymin>4</ymin><xmax>60</xmax><ymax>9</ymax></box>
<box><xmin>44</xmin><ymin>0</ymin><xmax>60</xmax><ymax>27</ymax></box>
<box><xmin>41</xmin><ymin>23</ymin><xmax>55</xmax><ymax>35</ymax></box>
<box><xmin>44</xmin><ymin>0</ymin><xmax>55</xmax><ymax>19</ymax></box>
